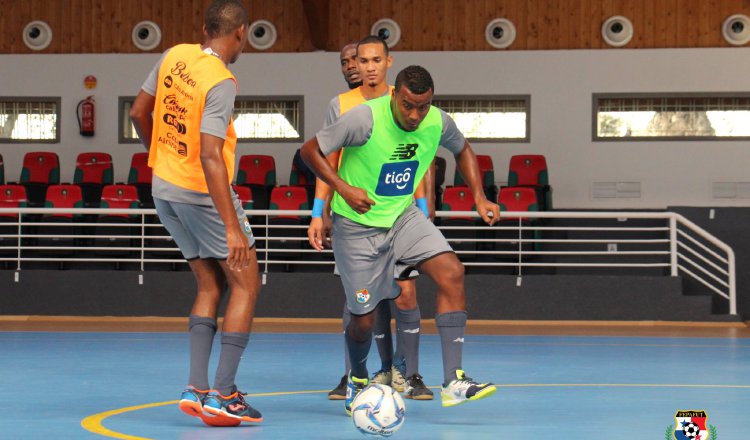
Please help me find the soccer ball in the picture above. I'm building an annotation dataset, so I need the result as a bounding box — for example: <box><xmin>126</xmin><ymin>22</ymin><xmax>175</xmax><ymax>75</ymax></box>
<box><xmin>682</xmin><ymin>421</ymin><xmax>701</xmax><ymax>438</ymax></box>
<box><xmin>351</xmin><ymin>384</ymin><xmax>406</xmax><ymax>437</ymax></box>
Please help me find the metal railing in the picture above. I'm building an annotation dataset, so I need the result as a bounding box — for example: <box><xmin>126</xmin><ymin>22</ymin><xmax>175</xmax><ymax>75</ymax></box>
<box><xmin>0</xmin><ymin>207</ymin><xmax>736</xmax><ymax>315</ymax></box>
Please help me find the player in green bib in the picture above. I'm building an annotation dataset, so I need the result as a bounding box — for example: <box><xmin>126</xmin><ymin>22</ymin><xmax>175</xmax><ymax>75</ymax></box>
<box><xmin>301</xmin><ymin>65</ymin><xmax>500</xmax><ymax>413</ymax></box>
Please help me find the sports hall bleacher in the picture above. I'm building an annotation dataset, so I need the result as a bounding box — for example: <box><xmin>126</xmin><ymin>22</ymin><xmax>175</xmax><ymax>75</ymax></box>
<box><xmin>1</xmin><ymin>1</ymin><xmax>749</xmax><ymax>439</ymax></box>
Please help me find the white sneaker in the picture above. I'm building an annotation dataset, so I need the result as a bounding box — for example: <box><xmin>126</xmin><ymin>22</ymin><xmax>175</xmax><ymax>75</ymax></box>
<box><xmin>440</xmin><ymin>370</ymin><xmax>496</xmax><ymax>407</ymax></box>
<box><xmin>390</xmin><ymin>365</ymin><xmax>406</xmax><ymax>392</ymax></box>
<box><xmin>370</xmin><ymin>368</ymin><xmax>392</xmax><ymax>386</ymax></box>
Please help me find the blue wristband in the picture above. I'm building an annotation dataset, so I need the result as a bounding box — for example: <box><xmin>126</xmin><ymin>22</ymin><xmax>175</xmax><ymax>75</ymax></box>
<box><xmin>311</xmin><ymin>198</ymin><xmax>325</xmax><ymax>218</ymax></box>
<box><xmin>415</xmin><ymin>197</ymin><xmax>429</xmax><ymax>218</ymax></box>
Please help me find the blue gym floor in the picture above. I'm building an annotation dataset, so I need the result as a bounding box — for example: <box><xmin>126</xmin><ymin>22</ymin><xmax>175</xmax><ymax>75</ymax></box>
<box><xmin>1</xmin><ymin>331</ymin><xmax>748</xmax><ymax>439</ymax></box>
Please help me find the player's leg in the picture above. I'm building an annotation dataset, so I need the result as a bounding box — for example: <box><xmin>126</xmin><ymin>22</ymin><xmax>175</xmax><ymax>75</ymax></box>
<box><xmin>393</xmin><ymin>279</ymin><xmax>432</xmax><ymax>400</ymax></box>
<box><xmin>345</xmin><ymin>308</ymin><xmax>376</xmax><ymax>415</ymax></box>
<box><xmin>180</xmin><ymin>258</ymin><xmax>225</xmax><ymax>416</ymax></box>
<box><xmin>418</xmin><ymin>252</ymin><xmax>496</xmax><ymax>407</ymax></box>
<box><xmin>153</xmin><ymin>198</ymin><xmax>218</xmax><ymax>418</ymax></box>
<box><xmin>392</xmin><ymin>205</ymin><xmax>495</xmax><ymax>407</ymax></box>
<box><xmin>202</xmin><ymin>252</ymin><xmax>263</xmax><ymax>424</ymax></box>
<box><xmin>370</xmin><ymin>300</ymin><xmax>394</xmax><ymax>385</ymax></box>
<box><xmin>328</xmin><ymin>302</ymin><xmax>351</xmax><ymax>400</ymax></box>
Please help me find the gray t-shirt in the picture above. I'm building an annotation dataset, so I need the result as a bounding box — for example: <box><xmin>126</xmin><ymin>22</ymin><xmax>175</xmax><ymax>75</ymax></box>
<box><xmin>141</xmin><ymin>48</ymin><xmax>237</xmax><ymax>205</ymax></box>
<box><xmin>316</xmin><ymin>104</ymin><xmax>465</xmax><ymax>156</ymax></box>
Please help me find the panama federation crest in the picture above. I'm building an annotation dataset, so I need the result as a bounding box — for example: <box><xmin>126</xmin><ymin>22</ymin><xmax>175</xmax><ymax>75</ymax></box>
<box><xmin>667</xmin><ymin>410</ymin><xmax>716</xmax><ymax>440</ymax></box>
<box><xmin>355</xmin><ymin>289</ymin><xmax>370</xmax><ymax>304</ymax></box>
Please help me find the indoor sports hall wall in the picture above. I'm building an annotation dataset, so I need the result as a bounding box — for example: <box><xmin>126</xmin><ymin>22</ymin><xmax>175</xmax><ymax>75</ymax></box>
<box><xmin>2</xmin><ymin>47</ymin><xmax>750</xmax><ymax>208</ymax></box>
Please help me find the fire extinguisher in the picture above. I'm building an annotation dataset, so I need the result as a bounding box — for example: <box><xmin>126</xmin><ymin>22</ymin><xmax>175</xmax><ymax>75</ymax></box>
<box><xmin>77</xmin><ymin>96</ymin><xmax>95</xmax><ymax>137</ymax></box>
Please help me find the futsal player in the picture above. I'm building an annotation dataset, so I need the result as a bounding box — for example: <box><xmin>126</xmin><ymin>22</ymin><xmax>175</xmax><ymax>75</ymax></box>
<box><xmin>301</xmin><ymin>65</ymin><xmax>499</xmax><ymax>414</ymax></box>
<box><xmin>129</xmin><ymin>0</ymin><xmax>262</xmax><ymax>426</ymax></box>
<box><xmin>309</xmin><ymin>37</ymin><xmax>433</xmax><ymax>401</ymax></box>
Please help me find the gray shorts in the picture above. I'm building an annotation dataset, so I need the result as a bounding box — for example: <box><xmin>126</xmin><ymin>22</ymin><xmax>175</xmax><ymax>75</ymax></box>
<box><xmin>332</xmin><ymin>204</ymin><xmax>453</xmax><ymax>315</ymax></box>
<box><xmin>154</xmin><ymin>193</ymin><xmax>254</xmax><ymax>260</ymax></box>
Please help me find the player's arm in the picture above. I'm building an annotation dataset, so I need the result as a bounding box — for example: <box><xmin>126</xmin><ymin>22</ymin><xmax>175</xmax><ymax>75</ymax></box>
<box><xmin>413</xmin><ymin>158</ymin><xmax>435</xmax><ymax>220</ymax></box>
<box><xmin>301</xmin><ymin>137</ymin><xmax>374</xmax><ymax>215</ymax></box>
<box><xmin>129</xmin><ymin>90</ymin><xmax>155</xmax><ymax>151</ymax></box>
<box><xmin>130</xmin><ymin>51</ymin><xmax>168</xmax><ymax>151</ymax></box>
<box><xmin>201</xmin><ymin>133</ymin><xmax>249</xmax><ymax>271</ymax></box>
<box><xmin>454</xmin><ymin>141</ymin><xmax>499</xmax><ymax>225</ymax></box>
<box><xmin>307</xmin><ymin>151</ymin><xmax>339</xmax><ymax>251</ymax></box>
<box><xmin>201</xmin><ymin>80</ymin><xmax>250</xmax><ymax>271</ymax></box>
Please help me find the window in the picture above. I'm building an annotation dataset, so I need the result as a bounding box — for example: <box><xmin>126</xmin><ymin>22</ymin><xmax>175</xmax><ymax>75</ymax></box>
<box><xmin>233</xmin><ymin>96</ymin><xmax>303</xmax><ymax>141</ymax></box>
<box><xmin>432</xmin><ymin>95</ymin><xmax>530</xmax><ymax>142</ymax></box>
<box><xmin>119</xmin><ymin>95</ymin><xmax>304</xmax><ymax>143</ymax></box>
<box><xmin>0</xmin><ymin>97</ymin><xmax>60</xmax><ymax>143</ymax></box>
<box><xmin>119</xmin><ymin>97</ymin><xmax>138</xmax><ymax>143</ymax></box>
<box><xmin>594</xmin><ymin>93</ymin><xmax>750</xmax><ymax>141</ymax></box>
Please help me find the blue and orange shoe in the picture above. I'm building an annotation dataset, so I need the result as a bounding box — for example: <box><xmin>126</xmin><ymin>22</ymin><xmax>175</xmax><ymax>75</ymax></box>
<box><xmin>202</xmin><ymin>390</ymin><xmax>263</xmax><ymax>426</ymax></box>
<box><xmin>178</xmin><ymin>386</ymin><xmax>209</xmax><ymax>418</ymax></box>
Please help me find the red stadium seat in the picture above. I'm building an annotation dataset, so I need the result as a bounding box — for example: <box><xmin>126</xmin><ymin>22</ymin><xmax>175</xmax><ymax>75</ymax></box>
<box><xmin>0</xmin><ymin>185</ymin><xmax>27</xmax><ymax>219</ymax></box>
<box><xmin>74</xmin><ymin>152</ymin><xmax>114</xmax><ymax>208</ymax></box>
<box><xmin>235</xmin><ymin>154</ymin><xmax>276</xmax><ymax>210</ymax></box>
<box><xmin>268</xmin><ymin>186</ymin><xmax>310</xmax><ymax>271</ymax></box>
<box><xmin>127</xmin><ymin>152</ymin><xmax>153</xmax><ymax>208</ymax></box>
<box><xmin>100</xmin><ymin>185</ymin><xmax>140</xmax><ymax>218</ymax></box>
<box><xmin>497</xmin><ymin>187</ymin><xmax>540</xmax><ymax>222</ymax></box>
<box><xmin>44</xmin><ymin>184</ymin><xmax>84</xmax><ymax>218</ymax></box>
<box><xmin>96</xmin><ymin>185</ymin><xmax>140</xmax><ymax>262</ymax></box>
<box><xmin>495</xmin><ymin>187</ymin><xmax>541</xmax><ymax>256</ymax></box>
<box><xmin>20</xmin><ymin>152</ymin><xmax>60</xmax><ymax>207</ymax></box>
<box><xmin>507</xmin><ymin>154</ymin><xmax>552</xmax><ymax>210</ymax></box>
<box><xmin>454</xmin><ymin>154</ymin><xmax>496</xmax><ymax>201</ymax></box>
<box><xmin>232</xmin><ymin>184</ymin><xmax>254</xmax><ymax>210</ymax></box>
<box><xmin>0</xmin><ymin>185</ymin><xmax>26</xmax><ymax>259</ymax></box>
<box><xmin>439</xmin><ymin>185</ymin><xmax>477</xmax><ymax>260</ymax></box>
<box><xmin>269</xmin><ymin>186</ymin><xmax>310</xmax><ymax>221</ymax></box>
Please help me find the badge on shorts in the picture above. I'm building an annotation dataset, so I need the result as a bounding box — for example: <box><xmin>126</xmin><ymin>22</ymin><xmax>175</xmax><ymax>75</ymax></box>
<box><xmin>243</xmin><ymin>217</ymin><xmax>252</xmax><ymax>235</ymax></box>
<box><xmin>355</xmin><ymin>289</ymin><xmax>370</xmax><ymax>304</ymax></box>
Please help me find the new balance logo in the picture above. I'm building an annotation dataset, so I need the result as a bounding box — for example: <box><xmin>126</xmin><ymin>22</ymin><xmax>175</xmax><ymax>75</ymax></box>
<box><xmin>404</xmin><ymin>328</ymin><xmax>420</xmax><ymax>334</ymax></box>
<box><xmin>389</xmin><ymin>143</ymin><xmax>419</xmax><ymax>160</ymax></box>
<box><xmin>452</xmin><ymin>337</ymin><xmax>464</xmax><ymax>343</ymax></box>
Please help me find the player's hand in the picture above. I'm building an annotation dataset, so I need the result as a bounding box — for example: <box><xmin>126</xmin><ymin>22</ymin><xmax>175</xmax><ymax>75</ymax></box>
<box><xmin>226</xmin><ymin>225</ymin><xmax>251</xmax><ymax>271</ymax></box>
<box><xmin>476</xmin><ymin>197</ymin><xmax>500</xmax><ymax>226</ymax></box>
<box><xmin>307</xmin><ymin>216</ymin><xmax>332</xmax><ymax>251</ymax></box>
<box><xmin>340</xmin><ymin>185</ymin><xmax>375</xmax><ymax>215</ymax></box>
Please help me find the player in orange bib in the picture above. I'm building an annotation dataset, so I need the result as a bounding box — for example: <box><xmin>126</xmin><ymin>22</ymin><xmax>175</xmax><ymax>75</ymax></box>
<box><xmin>129</xmin><ymin>0</ymin><xmax>261</xmax><ymax>428</ymax></box>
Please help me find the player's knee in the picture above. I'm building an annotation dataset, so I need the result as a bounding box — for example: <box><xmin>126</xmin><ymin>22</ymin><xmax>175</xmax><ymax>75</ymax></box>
<box><xmin>395</xmin><ymin>284</ymin><xmax>417</xmax><ymax>309</ymax></box>
<box><xmin>436</xmin><ymin>259</ymin><xmax>464</xmax><ymax>287</ymax></box>
<box><xmin>347</xmin><ymin>316</ymin><xmax>374</xmax><ymax>342</ymax></box>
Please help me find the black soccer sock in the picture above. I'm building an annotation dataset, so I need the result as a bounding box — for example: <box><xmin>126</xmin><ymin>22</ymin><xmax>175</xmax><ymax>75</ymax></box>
<box><xmin>343</xmin><ymin>303</ymin><xmax>352</xmax><ymax>375</ymax></box>
<box><xmin>346</xmin><ymin>321</ymin><xmax>372</xmax><ymax>380</ymax></box>
<box><xmin>436</xmin><ymin>311</ymin><xmax>467</xmax><ymax>386</ymax></box>
<box><xmin>213</xmin><ymin>332</ymin><xmax>250</xmax><ymax>396</ymax></box>
<box><xmin>188</xmin><ymin>315</ymin><xmax>217</xmax><ymax>390</ymax></box>
<box><xmin>396</xmin><ymin>306</ymin><xmax>421</xmax><ymax>377</ymax></box>
<box><xmin>373</xmin><ymin>301</ymin><xmax>394</xmax><ymax>371</ymax></box>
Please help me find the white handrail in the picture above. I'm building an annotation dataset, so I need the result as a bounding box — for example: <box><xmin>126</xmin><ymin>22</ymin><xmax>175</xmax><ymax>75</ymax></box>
<box><xmin>0</xmin><ymin>207</ymin><xmax>736</xmax><ymax>315</ymax></box>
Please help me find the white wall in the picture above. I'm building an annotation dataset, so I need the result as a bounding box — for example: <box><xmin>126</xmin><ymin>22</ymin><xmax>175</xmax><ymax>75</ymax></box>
<box><xmin>2</xmin><ymin>47</ymin><xmax>749</xmax><ymax>208</ymax></box>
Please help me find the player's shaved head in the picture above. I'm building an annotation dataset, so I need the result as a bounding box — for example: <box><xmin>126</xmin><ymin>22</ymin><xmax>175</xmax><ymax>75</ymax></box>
<box><xmin>395</xmin><ymin>65</ymin><xmax>434</xmax><ymax>95</ymax></box>
<box><xmin>204</xmin><ymin>0</ymin><xmax>249</xmax><ymax>38</ymax></box>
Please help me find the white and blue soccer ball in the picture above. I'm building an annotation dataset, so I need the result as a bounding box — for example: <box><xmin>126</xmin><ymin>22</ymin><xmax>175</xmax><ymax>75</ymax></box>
<box><xmin>351</xmin><ymin>384</ymin><xmax>406</xmax><ymax>437</ymax></box>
